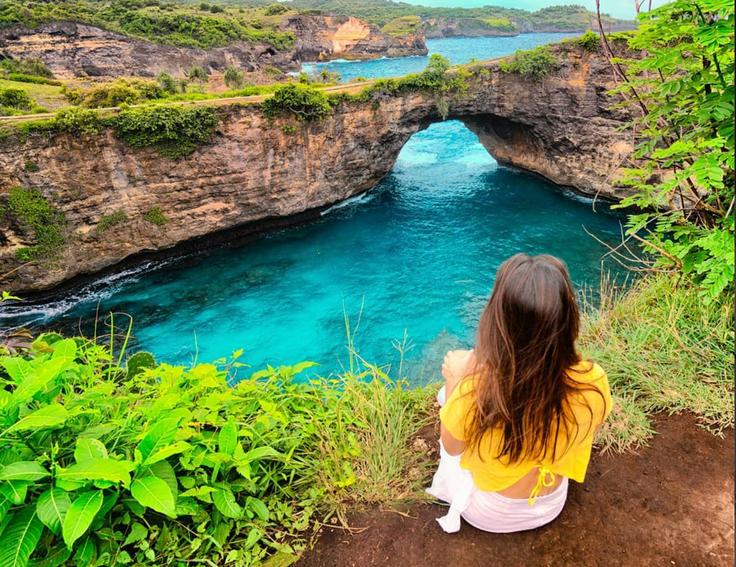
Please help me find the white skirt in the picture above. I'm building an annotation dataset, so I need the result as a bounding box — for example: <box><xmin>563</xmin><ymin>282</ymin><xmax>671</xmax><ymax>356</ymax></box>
<box><xmin>427</xmin><ymin>386</ymin><xmax>568</xmax><ymax>534</ymax></box>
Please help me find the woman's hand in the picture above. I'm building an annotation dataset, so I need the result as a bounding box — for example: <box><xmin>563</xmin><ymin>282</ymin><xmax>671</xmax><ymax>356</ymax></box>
<box><xmin>442</xmin><ymin>349</ymin><xmax>474</xmax><ymax>396</ymax></box>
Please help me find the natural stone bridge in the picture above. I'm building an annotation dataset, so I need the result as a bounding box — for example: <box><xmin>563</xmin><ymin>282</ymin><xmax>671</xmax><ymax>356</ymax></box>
<box><xmin>0</xmin><ymin>45</ymin><xmax>634</xmax><ymax>294</ymax></box>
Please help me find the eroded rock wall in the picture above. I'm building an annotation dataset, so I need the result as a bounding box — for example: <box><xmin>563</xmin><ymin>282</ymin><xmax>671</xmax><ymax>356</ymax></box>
<box><xmin>0</xmin><ymin>47</ymin><xmax>633</xmax><ymax>294</ymax></box>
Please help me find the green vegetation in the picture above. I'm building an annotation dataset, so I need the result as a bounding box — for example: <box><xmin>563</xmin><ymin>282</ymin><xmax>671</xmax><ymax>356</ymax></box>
<box><xmin>581</xmin><ymin>275</ymin><xmax>733</xmax><ymax>452</ymax></box>
<box><xmin>499</xmin><ymin>45</ymin><xmax>557</xmax><ymax>80</ymax></box>
<box><xmin>0</xmin><ymin>87</ymin><xmax>33</xmax><ymax>111</ymax></box>
<box><xmin>0</xmin><ymin>0</ymin><xmax>296</xmax><ymax>50</ymax></box>
<box><xmin>143</xmin><ymin>206</ymin><xmax>169</xmax><ymax>226</ymax></box>
<box><xmin>282</xmin><ymin>0</ymin><xmax>628</xmax><ymax>31</ymax></box>
<box><xmin>0</xmin><ymin>78</ymin><xmax>66</xmax><ymax>111</ymax></box>
<box><xmin>52</xmin><ymin>107</ymin><xmax>102</xmax><ymax>135</ymax></box>
<box><xmin>62</xmin><ymin>78</ymin><xmax>166</xmax><ymax>108</ymax></box>
<box><xmin>96</xmin><ymin>210</ymin><xmax>128</xmax><ymax>234</ymax></box>
<box><xmin>261</xmin><ymin>83</ymin><xmax>332</xmax><ymax>122</ymax></box>
<box><xmin>224</xmin><ymin>66</ymin><xmax>245</xmax><ymax>89</ymax></box>
<box><xmin>0</xmin><ymin>57</ymin><xmax>53</xmax><ymax>79</ymax></box>
<box><xmin>565</xmin><ymin>30</ymin><xmax>600</xmax><ymax>52</ymax></box>
<box><xmin>609</xmin><ymin>0</ymin><xmax>734</xmax><ymax>301</ymax></box>
<box><xmin>6</xmin><ymin>186</ymin><xmax>66</xmax><ymax>261</ymax></box>
<box><xmin>156</xmin><ymin>72</ymin><xmax>178</xmax><ymax>95</ymax></box>
<box><xmin>479</xmin><ymin>17</ymin><xmax>516</xmax><ymax>32</ymax></box>
<box><xmin>381</xmin><ymin>15</ymin><xmax>421</xmax><ymax>37</ymax></box>
<box><xmin>115</xmin><ymin>105</ymin><xmax>218</xmax><ymax>158</ymax></box>
<box><xmin>0</xmin><ymin>334</ymin><xmax>431</xmax><ymax>566</ymax></box>
<box><xmin>23</xmin><ymin>160</ymin><xmax>39</xmax><ymax>173</ymax></box>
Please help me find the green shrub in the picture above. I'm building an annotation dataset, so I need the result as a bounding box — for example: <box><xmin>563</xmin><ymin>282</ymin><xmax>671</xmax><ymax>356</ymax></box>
<box><xmin>479</xmin><ymin>17</ymin><xmax>516</xmax><ymax>32</ymax></box>
<box><xmin>499</xmin><ymin>46</ymin><xmax>557</xmax><ymax>80</ymax></box>
<box><xmin>5</xmin><ymin>73</ymin><xmax>61</xmax><ymax>85</ymax></box>
<box><xmin>23</xmin><ymin>160</ymin><xmax>39</xmax><ymax>173</ymax></box>
<box><xmin>0</xmin><ymin>57</ymin><xmax>53</xmax><ymax>78</ymax></box>
<box><xmin>572</xmin><ymin>30</ymin><xmax>600</xmax><ymax>52</ymax></box>
<box><xmin>0</xmin><ymin>334</ymin><xmax>431</xmax><ymax>565</ymax></box>
<box><xmin>156</xmin><ymin>72</ymin><xmax>178</xmax><ymax>95</ymax></box>
<box><xmin>187</xmin><ymin>66</ymin><xmax>209</xmax><ymax>83</ymax></box>
<box><xmin>96</xmin><ymin>210</ymin><xmax>128</xmax><ymax>234</ymax></box>
<box><xmin>381</xmin><ymin>15</ymin><xmax>422</xmax><ymax>37</ymax></box>
<box><xmin>0</xmin><ymin>87</ymin><xmax>32</xmax><ymax>110</ymax></box>
<box><xmin>52</xmin><ymin>107</ymin><xmax>102</xmax><ymax>135</ymax></box>
<box><xmin>143</xmin><ymin>206</ymin><xmax>168</xmax><ymax>226</ymax></box>
<box><xmin>114</xmin><ymin>105</ymin><xmax>218</xmax><ymax>158</ymax></box>
<box><xmin>63</xmin><ymin>79</ymin><xmax>166</xmax><ymax>108</ymax></box>
<box><xmin>264</xmin><ymin>3</ymin><xmax>289</xmax><ymax>16</ymax></box>
<box><xmin>261</xmin><ymin>83</ymin><xmax>332</xmax><ymax>122</ymax></box>
<box><xmin>224</xmin><ymin>66</ymin><xmax>245</xmax><ymax>89</ymax></box>
<box><xmin>7</xmin><ymin>186</ymin><xmax>66</xmax><ymax>261</ymax></box>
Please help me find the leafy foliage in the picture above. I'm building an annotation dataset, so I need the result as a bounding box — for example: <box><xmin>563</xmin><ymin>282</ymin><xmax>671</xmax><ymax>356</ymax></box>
<box><xmin>0</xmin><ymin>332</ymin><xmax>431</xmax><ymax>566</ymax></box>
<box><xmin>62</xmin><ymin>79</ymin><xmax>166</xmax><ymax>108</ymax></box>
<box><xmin>609</xmin><ymin>0</ymin><xmax>734</xmax><ymax>301</ymax></box>
<box><xmin>261</xmin><ymin>83</ymin><xmax>332</xmax><ymax>122</ymax></box>
<box><xmin>52</xmin><ymin>107</ymin><xmax>102</xmax><ymax>135</ymax></box>
<box><xmin>114</xmin><ymin>105</ymin><xmax>218</xmax><ymax>158</ymax></box>
<box><xmin>499</xmin><ymin>45</ymin><xmax>557</xmax><ymax>80</ymax></box>
<box><xmin>143</xmin><ymin>207</ymin><xmax>168</xmax><ymax>226</ymax></box>
<box><xmin>381</xmin><ymin>15</ymin><xmax>422</xmax><ymax>37</ymax></box>
<box><xmin>223</xmin><ymin>66</ymin><xmax>245</xmax><ymax>89</ymax></box>
<box><xmin>95</xmin><ymin>210</ymin><xmax>128</xmax><ymax>235</ymax></box>
<box><xmin>567</xmin><ymin>30</ymin><xmax>600</xmax><ymax>52</ymax></box>
<box><xmin>0</xmin><ymin>0</ymin><xmax>296</xmax><ymax>50</ymax></box>
<box><xmin>0</xmin><ymin>58</ymin><xmax>53</xmax><ymax>79</ymax></box>
<box><xmin>5</xmin><ymin>186</ymin><xmax>66</xmax><ymax>262</ymax></box>
<box><xmin>0</xmin><ymin>87</ymin><xmax>33</xmax><ymax>111</ymax></box>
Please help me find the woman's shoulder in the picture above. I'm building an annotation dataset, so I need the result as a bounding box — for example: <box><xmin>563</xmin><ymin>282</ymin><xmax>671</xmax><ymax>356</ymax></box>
<box><xmin>567</xmin><ymin>359</ymin><xmax>608</xmax><ymax>386</ymax></box>
<box><xmin>565</xmin><ymin>359</ymin><xmax>612</xmax><ymax>420</ymax></box>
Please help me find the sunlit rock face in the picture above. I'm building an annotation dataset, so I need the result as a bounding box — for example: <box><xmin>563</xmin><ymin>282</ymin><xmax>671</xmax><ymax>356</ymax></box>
<box><xmin>0</xmin><ymin>46</ymin><xmax>633</xmax><ymax>294</ymax></box>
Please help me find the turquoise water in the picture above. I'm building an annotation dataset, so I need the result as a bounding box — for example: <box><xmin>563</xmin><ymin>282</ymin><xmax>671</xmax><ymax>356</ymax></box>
<box><xmin>2</xmin><ymin>36</ymin><xmax>627</xmax><ymax>384</ymax></box>
<box><xmin>302</xmin><ymin>33</ymin><xmax>577</xmax><ymax>82</ymax></box>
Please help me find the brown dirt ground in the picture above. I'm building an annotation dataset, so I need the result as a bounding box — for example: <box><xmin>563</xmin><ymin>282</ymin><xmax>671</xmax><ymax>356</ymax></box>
<box><xmin>299</xmin><ymin>414</ymin><xmax>734</xmax><ymax>567</ymax></box>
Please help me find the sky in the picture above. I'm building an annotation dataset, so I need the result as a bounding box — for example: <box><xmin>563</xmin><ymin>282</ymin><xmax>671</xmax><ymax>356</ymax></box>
<box><xmin>399</xmin><ymin>1</ymin><xmax>669</xmax><ymax>20</ymax></box>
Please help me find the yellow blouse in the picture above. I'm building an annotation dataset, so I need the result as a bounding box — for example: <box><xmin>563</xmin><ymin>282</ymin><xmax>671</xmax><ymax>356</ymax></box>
<box><xmin>439</xmin><ymin>360</ymin><xmax>612</xmax><ymax>500</ymax></box>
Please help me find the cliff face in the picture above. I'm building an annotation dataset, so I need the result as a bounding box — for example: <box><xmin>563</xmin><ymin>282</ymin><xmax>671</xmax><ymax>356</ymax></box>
<box><xmin>0</xmin><ymin>22</ymin><xmax>296</xmax><ymax>79</ymax></box>
<box><xmin>0</xmin><ymin>47</ymin><xmax>633</xmax><ymax>294</ymax></box>
<box><xmin>282</xmin><ymin>15</ymin><xmax>427</xmax><ymax>61</ymax></box>
<box><xmin>422</xmin><ymin>18</ymin><xmax>518</xmax><ymax>39</ymax></box>
<box><xmin>0</xmin><ymin>15</ymin><xmax>427</xmax><ymax>80</ymax></box>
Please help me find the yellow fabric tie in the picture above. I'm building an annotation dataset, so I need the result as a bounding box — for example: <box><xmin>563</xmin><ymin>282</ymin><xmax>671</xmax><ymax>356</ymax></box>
<box><xmin>528</xmin><ymin>466</ymin><xmax>556</xmax><ymax>506</ymax></box>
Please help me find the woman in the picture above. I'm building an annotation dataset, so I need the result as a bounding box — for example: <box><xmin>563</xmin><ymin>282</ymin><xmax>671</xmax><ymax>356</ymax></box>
<box><xmin>427</xmin><ymin>253</ymin><xmax>612</xmax><ymax>533</ymax></box>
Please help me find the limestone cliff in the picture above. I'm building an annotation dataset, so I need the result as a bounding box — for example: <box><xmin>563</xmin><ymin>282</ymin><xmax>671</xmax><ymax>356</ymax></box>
<box><xmin>0</xmin><ymin>46</ymin><xmax>634</xmax><ymax>294</ymax></box>
<box><xmin>282</xmin><ymin>15</ymin><xmax>427</xmax><ymax>62</ymax></box>
<box><xmin>0</xmin><ymin>22</ymin><xmax>296</xmax><ymax>80</ymax></box>
<box><xmin>421</xmin><ymin>18</ymin><xmax>518</xmax><ymax>39</ymax></box>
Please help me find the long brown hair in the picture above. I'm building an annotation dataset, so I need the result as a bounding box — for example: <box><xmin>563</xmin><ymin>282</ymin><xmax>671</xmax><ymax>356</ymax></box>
<box><xmin>467</xmin><ymin>253</ymin><xmax>601</xmax><ymax>463</ymax></box>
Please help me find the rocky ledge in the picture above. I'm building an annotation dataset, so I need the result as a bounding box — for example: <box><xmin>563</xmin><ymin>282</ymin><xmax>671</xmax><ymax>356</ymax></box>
<box><xmin>0</xmin><ymin>46</ymin><xmax>634</xmax><ymax>294</ymax></box>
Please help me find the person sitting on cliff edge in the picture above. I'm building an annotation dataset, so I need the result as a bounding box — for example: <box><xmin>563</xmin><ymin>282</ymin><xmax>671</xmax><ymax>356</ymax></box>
<box><xmin>427</xmin><ymin>253</ymin><xmax>612</xmax><ymax>533</ymax></box>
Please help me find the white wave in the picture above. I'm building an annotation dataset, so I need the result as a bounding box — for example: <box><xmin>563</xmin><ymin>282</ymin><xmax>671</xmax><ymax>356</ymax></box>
<box><xmin>321</xmin><ymin>191</ymin><xmax>378</xmax><ymax>215</ymax></box>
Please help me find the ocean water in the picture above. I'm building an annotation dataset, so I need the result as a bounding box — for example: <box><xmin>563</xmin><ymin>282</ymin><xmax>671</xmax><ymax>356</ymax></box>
<box><xmin>3</xmin><ymin>35</ymin><xmax>627</xmax><ymax>385</ymax></box>
<box><xmin>301</xmin><ymin>33</ymin><xmax>577</xmax><ymax>82</ymax></box>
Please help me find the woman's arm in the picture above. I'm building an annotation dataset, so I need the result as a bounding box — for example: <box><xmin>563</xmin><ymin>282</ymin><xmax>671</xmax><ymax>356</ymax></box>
<box><xmin>439</xmin><ymin>349</ymin><xmax>475</xmax><ymax>456</ymax></box>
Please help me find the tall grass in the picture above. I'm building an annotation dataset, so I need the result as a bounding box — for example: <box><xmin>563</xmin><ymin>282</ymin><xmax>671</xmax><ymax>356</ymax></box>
<box><xmin>581</xmin><ymin>275</ymin><xmax>734</xmax><ymax>452</ymax></box>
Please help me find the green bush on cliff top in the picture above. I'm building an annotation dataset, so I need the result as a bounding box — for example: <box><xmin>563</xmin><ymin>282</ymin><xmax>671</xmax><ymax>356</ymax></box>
<box><xmin>114</xmin><ymin>105</ymin><xmax>219</xmax><ymax>158</ymax></box>
<box><xmin>261</xmin><ymin>83</ymin><xmax>332</xmax><ymax>122</ymax></box>
<box><xmin>500</xmin><ymin>45</ymin><xmax>557</xmax><ymax>80</ymax></box>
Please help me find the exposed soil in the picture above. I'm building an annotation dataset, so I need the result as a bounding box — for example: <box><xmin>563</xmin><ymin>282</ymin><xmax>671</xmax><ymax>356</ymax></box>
<box><xmin>299</xmin><ymin>414</ymin><xmax>734</xmax><ymax>567</ymax></box>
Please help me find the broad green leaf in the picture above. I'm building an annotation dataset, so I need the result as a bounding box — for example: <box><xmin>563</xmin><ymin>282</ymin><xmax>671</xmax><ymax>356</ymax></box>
<box><xmin>141</xmin><ymin>441</ymin><xmax>190</xmax><ymax>466</ymax></box>
<box><xmin>130</xmin><ymin>476</ymin><xmax>176</xmax><ymax>518</ymax></box>
<box><xmin>136</xmin><ymin>417</ymin><xmax>180</xmax><ymax>463</ymax></box>
<box><xmin>6</xmin><ymin>404</ymin><xmax>68</xmax><ymax>434</ymax></box>
<box><xmin>36</xmin><ymin>489</ymin><xmax>71</xmax><ymax>536</ymax></box>
<box><xmin>26</xmin><ymin>544</ymin><xmax>71</xmax><ymax>567</ymax></box>
<box><xmin>7</xmin><ymin>358</ymin><xmax>70</xmax><ymax>413</ymax></box>
<box><xmin>212</xmin><ymin>487</ymin><xmax>242</xmax><ymax>519</ymax></box>
<box><xmin>0</xmin><ymin>357</ymin><xmax>32</xmax><ymax>385</ymax></box>
<box><xmin>0</xmin><ymin>462</ymin><xmax>50</xmax><ymax>482</ymax></box>
<box><xmin>0</xmin><ymin>481</ymin><xmax>29</xmax><ymax>505</ymax></box>
<box><xmin>74</xmin><ymin>439</ymin><xmax>108</xmax><ymax>464</ymax></box>
<box><xmin>56</xmin><ymin>459</ymin><xmax>134</xmax><ymax>488</ymax></box>
<box><xmin>0</xmin><ymin>508</ymin><xmax>44</xmax><ymax>567</ymax></box>
<box><xmin>62</xmin><ymin>490</ymin><xmax>103</xmax><ymax>549</ymax></box>
<box><xmin>141</xmin><ymin>460</ymin><xmax>178</xmax><ymax>501</ymax></box>
<box><xmin>72</xmin><ymin>536</ymin><xmax>96</xmax><ymax>566</ymax></box>
<box><xmin>218</xmin><ymin>420</ymin><xmax>238</xmax><ymax>456</ymax></box>
<box><xmin>122</xmin><ymin>522</ymin><xmax>147</xmax><ymax>547</ymax></box>
<box><xmin>241</xmin><ymin>446</ymin><xmax>282</xmax><ymax>463</ymax></box>
<box><xmin>180</xmin><ymin>486</ymin><xmax>215</xmax><ymax>499</ymax></box>
<box><xmin>246</xmin><ymin>497</ymin><xmax>270</xmax><ymax>522</ymax></box>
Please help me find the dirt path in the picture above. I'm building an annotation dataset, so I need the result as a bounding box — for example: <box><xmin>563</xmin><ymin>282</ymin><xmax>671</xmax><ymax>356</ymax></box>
<box><xmin>299</xmin><ymin>414</ymin><xmax>734</xmax><ymax>567</ymax></box>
